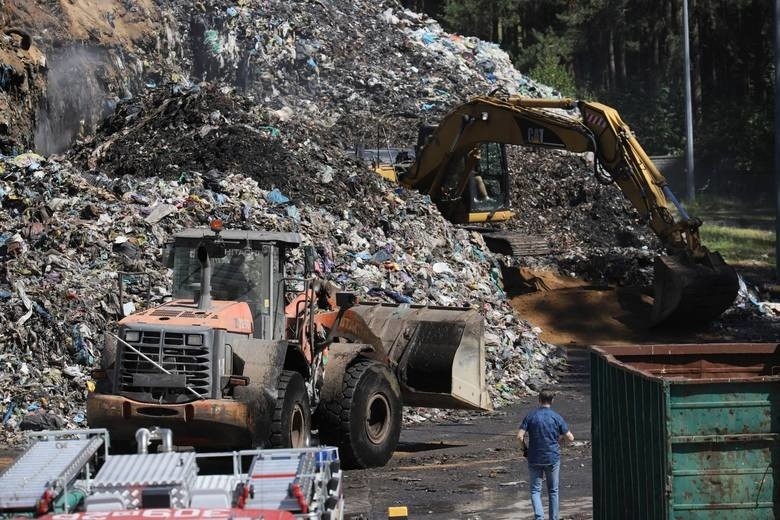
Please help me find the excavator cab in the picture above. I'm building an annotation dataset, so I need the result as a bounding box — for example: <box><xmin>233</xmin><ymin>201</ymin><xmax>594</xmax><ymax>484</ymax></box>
<box><xmin>439</xmin><ymin>142</ymin><xmax>511</xmax><ymax>222</ymax></box>
<box><xmin>416</xmin><ymin>125</ymin><xmax>513</xmax><ymax>224</ymax></box>
<box><xmin>467</xmin><ymin>142</ymin><xmax>509</xmax><ymax>214</ymax></box>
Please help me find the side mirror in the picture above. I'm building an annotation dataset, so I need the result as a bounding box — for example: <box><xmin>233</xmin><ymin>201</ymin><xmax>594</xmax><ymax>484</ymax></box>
<box><xmin>303</xmin><ymin>245</ymin><xmax>316</xmax><ymax>276</ymax></box>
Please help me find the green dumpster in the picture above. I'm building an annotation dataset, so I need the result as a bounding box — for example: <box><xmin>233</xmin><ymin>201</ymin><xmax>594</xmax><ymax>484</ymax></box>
<box><xmin>590</xmin><ymin>343</ymin><xmax>780</xmax><ymax>519</ymax></box>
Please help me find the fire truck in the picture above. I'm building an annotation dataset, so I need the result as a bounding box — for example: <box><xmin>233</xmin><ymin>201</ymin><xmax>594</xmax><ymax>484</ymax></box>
<box><xmin>0</xmin><ymin>428</ymin><xmax>343</xmax><ymax>520</ymax></box>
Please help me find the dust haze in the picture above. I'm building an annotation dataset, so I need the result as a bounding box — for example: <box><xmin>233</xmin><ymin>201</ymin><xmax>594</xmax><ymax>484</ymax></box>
<box><xmin>34</xmin><ymin>46</ymin><xmax>117</xmax><ymax>155</ymax></box>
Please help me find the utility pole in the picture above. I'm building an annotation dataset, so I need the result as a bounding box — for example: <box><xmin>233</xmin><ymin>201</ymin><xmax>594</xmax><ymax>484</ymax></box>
<box><xmin>682</xmin><ymin>0</ymin><xmax>695</xmax><ymax>202</ymax></box>
<box><xmin>775</xmin><ymin>0</ymin><xmax>780</xmax><ymax>279</ymax></box>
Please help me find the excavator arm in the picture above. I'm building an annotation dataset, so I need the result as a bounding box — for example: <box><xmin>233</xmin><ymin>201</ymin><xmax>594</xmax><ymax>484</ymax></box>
<box><xmin>400</xmin><ymin>96</ymin><xmax>738</xmax><ymax>325</ymax></box>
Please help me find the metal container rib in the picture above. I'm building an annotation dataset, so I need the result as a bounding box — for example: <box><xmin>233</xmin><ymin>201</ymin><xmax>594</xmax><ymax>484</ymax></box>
<box><xmin>590</xmin><ymin>342</ymin><xmax>780</xmax><ymax>519</ymax></box>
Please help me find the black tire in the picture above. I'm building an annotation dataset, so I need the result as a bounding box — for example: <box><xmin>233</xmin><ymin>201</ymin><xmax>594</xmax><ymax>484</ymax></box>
<box><xmin>269</xmin><ymin>370</ymin><xmax>311</xmax><ymax>448</ymax></box>
<box><xmin>318</xmin><ymin>359</ymin><xmax>401</xmax><ymax>469</ymax></box>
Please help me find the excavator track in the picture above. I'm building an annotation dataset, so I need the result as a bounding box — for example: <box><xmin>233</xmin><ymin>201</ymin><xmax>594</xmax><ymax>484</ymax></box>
<box><xmin>474</xmin><ymin>230</ymin><xmax>554</xmax><ymax>257</ymax></box>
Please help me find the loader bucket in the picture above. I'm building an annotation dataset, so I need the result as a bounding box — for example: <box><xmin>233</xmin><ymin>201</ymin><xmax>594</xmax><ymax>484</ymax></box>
<box><xmin>348</xmin><ymin>303</ymin><xmax>492</xmax><ymax>410</ymax></box>
<box><xmin>652</xmin><ymin>251</ymin><xmax>739</xmax><ymax>326</ymax></box>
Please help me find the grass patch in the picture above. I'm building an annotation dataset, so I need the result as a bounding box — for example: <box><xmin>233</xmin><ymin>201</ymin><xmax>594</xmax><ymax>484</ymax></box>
<box><xmin>671</xmin><ymin>195</ymin><xmax>775</xmax><ymax>268</ymax></box>
<box><xmin>683</xmin><ymin>195</ymin><xmax>775</xmax><ymax>230</ymax></box>
<box><xmin>700</xmin><ymin>224</ymin><xmax>775</xmax><ymax>265</ymax></box>
<box><xmin>683</xmin><ymin>193</ymin><xmax>745</xmax><ymax>214</ymax></box>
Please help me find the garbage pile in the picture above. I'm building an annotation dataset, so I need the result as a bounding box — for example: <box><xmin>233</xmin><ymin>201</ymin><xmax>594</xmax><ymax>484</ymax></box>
<box><xmin>141</xmin><ymin>0</ymin><xmax>657</xmax><ymax>287</ymax></box>
<box><xmin>153</xmin><ymin>0</ymin><xmax>556</xmax><ymax>147</ymax></box>
<box><xmin>0</xmin><ymin>0</ymin><xmax>725</xmax><ymax>444</ymax></box>
<box><xmin>0</xmin><ymin>83</ymin><xmax>564</xmax><ymax>444</ymax></box>
<box><xmin>713</xmin><ymin>276</ymin><xmax>780</xmax><ymax>340</ymax></box>
<box><xmin>502</xmin><ymin>147</ymin><xmax>661</xmax><ymax>287</ymax></box>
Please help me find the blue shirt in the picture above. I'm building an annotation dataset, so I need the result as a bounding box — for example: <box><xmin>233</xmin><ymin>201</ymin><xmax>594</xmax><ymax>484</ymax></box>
<box><xmin>520</xmin><ymin>407</ymin><xmax>569</xmax><ymax>465</ymax></box>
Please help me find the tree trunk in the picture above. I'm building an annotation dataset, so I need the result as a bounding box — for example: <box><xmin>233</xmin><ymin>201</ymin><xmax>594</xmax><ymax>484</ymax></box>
<box><xmin>608</xmin><ymin>29</ymin><xmax>616</xmax><ymax>90</ymax></box>
<box><xmin>690</xmin><ymin>0</ymin><xmax>702</xmax><ymax>124</ymax></box>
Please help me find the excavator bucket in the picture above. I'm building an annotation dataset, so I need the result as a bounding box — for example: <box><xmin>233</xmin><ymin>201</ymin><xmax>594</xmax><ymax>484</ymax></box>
<box><xmin>652</xmin><ymin>251</ymin><xmax>739</xmax><ymax>326</ymax></box>
<box><xmin>348</xmin><ymin>304</ymin><xmax>492</xmax><ymax>410</ymax></box>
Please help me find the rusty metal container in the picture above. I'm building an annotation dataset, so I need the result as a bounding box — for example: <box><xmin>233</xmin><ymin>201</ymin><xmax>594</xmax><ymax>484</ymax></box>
<box><xmin>590</xmin><ymin>343</ymin><xmax>780</xmax><ymax>519</ymax></box>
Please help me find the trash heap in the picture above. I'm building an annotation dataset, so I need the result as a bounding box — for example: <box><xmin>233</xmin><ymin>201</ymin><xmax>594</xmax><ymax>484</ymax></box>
<box><xmin>140</xmin><ymin>0</ymin><xmax>655</xmax><ymax>288</ymax></box>
<box><xmin>0</xmin><ymin>81</ymin><xmax>564</xmax><ymax>444</ymax></box>
<box><xmin>502</xmin><ymin>147</ymin><xmax>661</xmax><ymax>288</ymax></box>
<box><xmin>2</xmin><ymin>0</ymin><xmax>750</xmax><ymax>444</ymax></box>
<box><xmin>152</xmin><ymin>0</ymin><xmax>556</xmax><ymax>146</ymax></box>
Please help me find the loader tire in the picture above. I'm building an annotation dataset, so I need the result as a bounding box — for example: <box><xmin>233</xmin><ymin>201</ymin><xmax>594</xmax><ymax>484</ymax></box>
<box><xmin>318</xmin><ymin>359</ymin><xmax>401</xmax><ymax>469</ymax></box>
<box><xmin>269</xmin><ymin>370</ymin><xmax>311</xmax><ymax>449</ymax></box>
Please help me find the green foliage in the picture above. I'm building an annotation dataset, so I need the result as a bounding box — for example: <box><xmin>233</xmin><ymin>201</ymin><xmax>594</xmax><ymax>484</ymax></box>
<box><xmin>607</xmin><ymin>86</ymin><xmax>684</xmax><ymax>156</ymax></box>
<box><xmin>522</xmin><ymin>29</ymin><xmax>576</xmax><ymax>96</ymax></box>
<box><xmin>696</xmin><ymin>102</ymin><xmax>773</xmax><ymax>175</ymax></box>
<box><xmin>529</xmin><ymin>54</ymin><xmax>576</xmax><ymax>97</ymax></box>
<box><xmin>441</xmin><ymin>0</ymin><xmax>521</xmax><ymax>44</ymax></box>
<box><xmin>402</xmin><ymin>0</ymin><xmax>775</xmax><ymax>177</ymax></box>
<box><xmin>441</xmin><ymin>0</ymin><xmax>494</xmax><ymax>40</ymax></box>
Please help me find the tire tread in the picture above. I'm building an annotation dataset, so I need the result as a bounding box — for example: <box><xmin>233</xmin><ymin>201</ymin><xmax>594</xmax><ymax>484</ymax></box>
<box><xmin>269</xmin><ymin>370</ymin><xmax>308</xmax><ymax>448</ymax></box>
<box><xmin>317</xmin><ymin>359</ymin><xmax>399</xmax><ymax>468</ymax></box>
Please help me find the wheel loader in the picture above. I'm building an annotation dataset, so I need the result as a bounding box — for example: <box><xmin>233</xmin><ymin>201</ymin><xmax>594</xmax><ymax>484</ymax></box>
<box><xmin>87</xmin><ymin>224</ymin><xmax>490</xmax><ymax>469</ymax></box>
<box><xmin>389</xmin><ymin>95</ymin><xmax>739</xmax><ymax>326</ymax></box>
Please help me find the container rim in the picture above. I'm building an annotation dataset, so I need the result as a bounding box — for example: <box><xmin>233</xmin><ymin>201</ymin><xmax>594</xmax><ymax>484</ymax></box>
<box><xmin>588</xmin><ymin>342</ymin><xmax>780</xmax><ymax>384</ymax></box>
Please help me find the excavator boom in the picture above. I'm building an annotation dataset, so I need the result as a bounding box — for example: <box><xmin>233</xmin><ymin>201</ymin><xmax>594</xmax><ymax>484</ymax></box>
<box><xmin>399</xmin><ymin>96</ymin><xmax>739</xmax><ymax>326</ymax></box>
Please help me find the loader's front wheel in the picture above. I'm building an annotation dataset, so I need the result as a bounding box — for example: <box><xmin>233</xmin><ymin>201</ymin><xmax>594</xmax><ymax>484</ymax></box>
<box><xmin>319</xmin><ymin>359</ymin><xmax>401</xmax><ymax>469</ymax></box>
<box><xmin>270</xmin><ymin>370</ymin><xmax>311</xmax><ymax>449</ymax></box>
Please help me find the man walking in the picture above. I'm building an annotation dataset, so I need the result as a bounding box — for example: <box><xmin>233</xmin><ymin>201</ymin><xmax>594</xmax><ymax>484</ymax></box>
<box><xmin>517</xmin><ymin>388</ymin><xmax>574</xmax><ymax>520</ymax></box>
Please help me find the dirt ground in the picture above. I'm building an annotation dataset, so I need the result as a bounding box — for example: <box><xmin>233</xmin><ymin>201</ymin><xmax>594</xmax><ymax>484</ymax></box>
<box><xmin>342</xmin><ymin>264</ymin><xmax>780</xmax><ymax>519</ymax></box>
<box><xmin>509</xmin><ymin>266</ymin><xmax>780</xmax><ymax>346</ymax></box>
<box><xmin>343</xmin><ymin>347</ymin><xmax>593</xmax><ymax>519</ymax></box>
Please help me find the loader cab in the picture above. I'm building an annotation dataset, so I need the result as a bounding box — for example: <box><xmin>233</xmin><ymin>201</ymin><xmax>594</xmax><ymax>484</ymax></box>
<box><xmin>169</xmin><ymin>230</ymin><xmax>301</xmax><ymax>340</ymax></box>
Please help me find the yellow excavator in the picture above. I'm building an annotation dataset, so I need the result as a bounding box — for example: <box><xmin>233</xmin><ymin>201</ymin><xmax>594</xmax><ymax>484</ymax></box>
<box><xmin>393</xmin><ymin>95</ymin><xmax>739</xmax><ymax>326</ymax></box>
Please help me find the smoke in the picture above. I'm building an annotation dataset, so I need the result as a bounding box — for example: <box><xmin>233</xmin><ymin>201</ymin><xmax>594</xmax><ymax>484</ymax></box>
<box><xmin>34</xmin><ymin>46</ymin><xmax>117</xmax><ymax>156</ymax></box>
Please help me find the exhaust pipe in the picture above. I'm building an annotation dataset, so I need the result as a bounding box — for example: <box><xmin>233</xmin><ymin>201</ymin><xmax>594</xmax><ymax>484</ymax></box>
<box><xmin>196</xmin><ymin>246</ymin><xmax>212</xmax><ymax>311</ymax></box>
<box><xmin>135</xmin><ymin>427</ymin><xmax>174</xmax><ymax>454</ymax></box>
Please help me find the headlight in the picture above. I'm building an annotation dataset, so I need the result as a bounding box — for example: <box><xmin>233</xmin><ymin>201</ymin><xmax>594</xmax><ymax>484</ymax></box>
<box><xmin>124</xmin><ymin>330</ymin><xmax>140</xmax><ymax>343</ymax></box>
<box><xmin>186</xmin><ymin>334</ymin><xmax>203</xmax><ymax>346</ymax></box>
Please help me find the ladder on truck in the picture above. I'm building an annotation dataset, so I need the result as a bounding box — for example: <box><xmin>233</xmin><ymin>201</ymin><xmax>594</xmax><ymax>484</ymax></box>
<box><xmin>0</xmin><ymin>428</ymin><xmax>344</xmax><ymax>520</ymax></box>
<box><xmin>246</xmin><ymin>447</ymin><xmax>343</xmax><ymax>518</ymax></box>
<box><xmin>0</xmin><ymin>429</ymin><xmax>108</xmax><ymax>513</ymax></box>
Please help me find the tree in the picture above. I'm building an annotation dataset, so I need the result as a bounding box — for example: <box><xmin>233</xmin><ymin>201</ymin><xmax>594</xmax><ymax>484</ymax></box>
<box><xmin>401</xmin><ymin>0</ymin><xmax>775</xmax><ymax>176</ymax></box>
